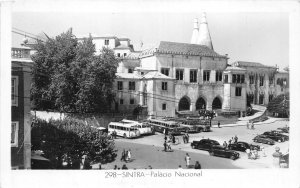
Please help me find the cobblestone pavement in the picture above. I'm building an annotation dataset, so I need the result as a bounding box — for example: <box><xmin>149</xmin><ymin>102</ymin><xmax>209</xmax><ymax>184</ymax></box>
<box><xmin>94</xmin><ymin>120</ymin><xmax>289</xmax><ymax>169</ymax></box>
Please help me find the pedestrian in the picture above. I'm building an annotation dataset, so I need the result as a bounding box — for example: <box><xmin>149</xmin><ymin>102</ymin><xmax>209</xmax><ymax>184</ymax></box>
<box><xmin>194</xmin><ymin>161</ymin><xmax>201</xmax><ymax>169</ymax></box>
<box><xmin>172</xmin><ymin>135</ymin><xmax>176</xmax><ymax>144</ymax></box>
<box><xmin>185</xmin><ymin>153</ymin><xmax>191</xmax><ymax>167</ymax></box>
<box><xmin>121</xmin><ymin>149</ymin><xmax>126</xmax><ymax>161</ymax></box>
<box><xmin>228</xmin><ymin>139</ymin><xmax>232</xmax><ymax>145</ymax></box>
<box><xmin>246</xmin><ymin>148</ymin><xmax>251</xmax><ymax>159</ymax></box>
<box><xmin>127</xmin><ymin>149</ymin><xmax>132</xmax><ymax>162</ymax></box>
<box><xmin>167</xmin><ymin>142</ymin><xmax>172</xmax><ymax>151</ymax></box>
<box><xmin>122</xmin><ymin>164</ymin><xmax>128</xmax><ymax>170</ymax></box>
<box><xmin>223</xmin><ymin>141</ymin><xmax>228</xmax><ymax>148</ymax></box>
<box><xmin>234</xmin><ymin>135</ymin><xmax>238</xmax><ymax>143</ymax></box>
<box><xmin>261</xmin><ymin>145</ymin><xmax>266</xmax><ymax>157</ymax></box>
<box><xmin>186</xmin><ymin>133</ymin><xmax>189</xmax><ymax>143</ymax></box>
<box><xmin>163</xmin><ymin>141</ymin><xmax>167</xmax><ymax>151</ymax></box>
<box><xmin>182</xmin><ymin>135</ymin><xmax>186</xmax><ymax>144</ymax></box>
<box><xmin>218</xmin><ymin>121</ymin><xmax>220</xmax><ymax>128</ymax></box>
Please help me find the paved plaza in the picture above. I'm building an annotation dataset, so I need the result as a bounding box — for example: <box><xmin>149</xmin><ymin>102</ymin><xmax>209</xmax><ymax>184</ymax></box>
<box><xmin>94</xmin><ymin>119</ymin><xmax>289</xmax><ymax>169</ymax></box>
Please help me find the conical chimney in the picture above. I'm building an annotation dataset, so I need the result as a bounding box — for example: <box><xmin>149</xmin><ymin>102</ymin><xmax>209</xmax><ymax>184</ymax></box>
<box><xmin>197</xmin><ymin>13</ymin><xmax>214</xmax><ymax>50</ymax></box>
<box><xmin>190</xmin><ymin>18</ymin><xmax>199</xmax><ymax>44</ymax></box>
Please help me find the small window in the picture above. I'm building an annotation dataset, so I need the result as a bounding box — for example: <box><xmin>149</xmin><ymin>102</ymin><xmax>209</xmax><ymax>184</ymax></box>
<box><xmin>176</xmin><ymin>69</ymin><xmax>184</xmax><ymax>80</ymax></box>
<box><xmin>232</xmin><ymin>74</ymin><xmax>237</xmax><ymax>83</ymax></box>
<box><xmin>237</xmin><ymin>74</ymin><xmax>241</xmax><ymax>83</ymax></box>
<box><xmin>269</xmin><ymin>95</ymin><xmax>273</xmax><ymax>102</ymax></box>
<box><xmin>162</xmin><ymin>82</ymin><xmax>168</xmax><ymax>91</ymax></box>
<box><xmin>259</xmin><ymin>94</ymin><xmax>264</xmax><ymax>104</ymax></box>
<box><xmin>130</xmin><ymin>99</ymin><xmax>134</xmax><ymax>104</ymax></box>
<box><xmin>11</xmin><ymin>76</ymin><xmax>18</xmax><ymax>106</ymax></box>
<box><xmin>190</xmin><ymin>70</ymin><xmax>197</xmax><ymax>83</ymax></box>
<box><xmin>129</xmin><ymin>81</ymin><xmax>135</xmax><ymax>90</ymax></box>
<box><xmin>203</xmin><ymin>70</ymin><xmax>210</xmax><ymax>81</ymax></box>
<box><xmin>161</xmin><ymin>68</ymin><xmax>169</xmax><ymax>76</ymax></box>
<box><xmin>128</xmin><ymin>68</ymin><xmax>133</xmax><ymax>73</ymax></box>
<box><xmin>105</xmin><ymin>39</ymin><xmax>109</xmax><ymax>45</ymax></box>
<box><xmin>224</xmin><ymin>75</ymin><xmax>228</xmax><ymax>83</ymax></box>
<box><xmin>120</xmin><ymin>99</ymin><xmax>124</xmax><ymax>104</ymax></box>
<box><xmin>162</xmin><ymin>103</ymin><xmax>167</xmax><ymax>110</ymax></box>
<box><xmin>235</xmin><ymin>87</ymin><xmax>242</xmax><ymax>96</ymax></box>
<box><xmin>249</xmin><ymin>75</ymin><xmax>254</xmax><ymax>84</ymax></box>
<box><xmin>11</xmin><ymin>122</ymin><xmax>19</xmax><ymax>147</ymax></box>
<box><xmin>117</xmin><ymin>81</ymin><xmax>123</xmax><ymax>90</ymax></box>
<box><xmin>216</xmin><ymin>71</ymin><xmax>222</xmax><ymax>82</ymax></box>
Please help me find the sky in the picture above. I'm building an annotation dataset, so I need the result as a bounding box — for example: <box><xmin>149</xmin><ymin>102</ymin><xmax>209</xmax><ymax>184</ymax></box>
<box><xmin>12</xmin><ymin>0</ymin><xmax>289</xmax><ymax>70</ymax></box>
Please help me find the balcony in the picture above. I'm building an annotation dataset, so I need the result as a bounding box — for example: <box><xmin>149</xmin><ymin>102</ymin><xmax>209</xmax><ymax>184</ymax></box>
<box><xmin>11</xmin><ymin>47</ymin><xmax>31</xmax><ymax>59</ymax></box>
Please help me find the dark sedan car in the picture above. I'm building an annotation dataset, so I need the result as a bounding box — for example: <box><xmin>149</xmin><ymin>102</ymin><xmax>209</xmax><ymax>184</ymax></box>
<box><xmin>262</xmin><ymin>132</ymin><xmax>286</xmax><ymax>142</ymax></box>
<box><xmin>228</xmin><ymin>141</ymin><xmax>260</xmax><ymax>152</ymax></box>
<box><xmin>191</xmin><ymin>139</ymin><xmax>220</xmax><ymax>151</ymax></box>
<box><xmin>253</xmin><ymin>135</ymin><xmax>275</xmax><ymax>145</ymax></box>
<box><xmin>209</xmin><ymin>145</ymin><xmax>240</xmax><ymax>160</ymax></box>
<box><xmin>269</xmin><ymin>131</ymin><xmax>289</xmax><ymax>141</ymax></box>
<box><xmin>277</xmin><ymin>127</ymin><xmax>289</xmax><ymax>133</ymax></box>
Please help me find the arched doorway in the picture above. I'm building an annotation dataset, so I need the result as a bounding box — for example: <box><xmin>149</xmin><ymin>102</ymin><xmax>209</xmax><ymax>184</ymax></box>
<box><xmin>196</xmin><ymin>97</ymin><xmax>206</xmax><ymax>110</ymax></box>
<box><xmin>212</xmin><ymin>97</ymin><xmax>222</xmax><ymax>109</ymax></box>
<box><xmin>178</xmin><ymin>97</ymin><xmax>190</xmax><ymax>111</ymax></box>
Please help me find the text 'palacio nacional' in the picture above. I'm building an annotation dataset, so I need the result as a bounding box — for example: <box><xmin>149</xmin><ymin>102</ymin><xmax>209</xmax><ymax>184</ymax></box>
<box><xmin>78</xmin><ymin>13</ymin><xmax>289</xmax><ymax>118</ymax></box>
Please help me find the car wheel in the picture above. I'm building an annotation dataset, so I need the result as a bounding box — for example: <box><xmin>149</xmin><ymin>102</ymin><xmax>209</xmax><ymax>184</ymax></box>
<box><xmin>123</xmin><ymin>133</ymin><xmax>127</xmax><ymax>138</ymax></box>
<box><xmin>230</xmin><ymin>155</ymin><xmax>235</xmax><ymax>160</ymax></box>
<box><xmin>209</xmin><ymin>152</ymin><xmax>214</xmax><ymax>156</ymax></box>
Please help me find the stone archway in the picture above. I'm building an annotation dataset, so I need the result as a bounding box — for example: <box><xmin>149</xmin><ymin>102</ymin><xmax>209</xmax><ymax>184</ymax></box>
<box><xmin>212</xmin><ymin>97</ymin><xmax>222</xmax><ymax>109</ymax></box>
<box><xmin>196</xmin><ymin>97</ymin><xmax>206</xmax><ymax>110</ymax></box>
<box><xmin>178</xmin><ymin>96</ymin><xmax>190</xmax><ymax>111</ymax></box>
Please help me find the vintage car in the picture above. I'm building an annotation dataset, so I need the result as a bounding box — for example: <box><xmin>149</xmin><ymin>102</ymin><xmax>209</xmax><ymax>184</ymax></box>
<box><xmin>191</xmin><ymin>139</ymin><xmax>220</xmax><ymax>151</ymax></box>
<box><xmin>277</xmin><ymin>127</ymin><xmax>289</xmax><ymax>133</ymax></box>
<box><xmin>269</xmin><ymin>130</ymin><xmax>289</xmax><ymax>140</ymax></box>
<box><xmin>262</xmin><ymin>132</ymin><xmax>286</xmax><ymax>142</ymax></box>
<box><xmin>228</xmin><ymin>141</ymin><xmax>260</xmax><ymax>152</ymax></box>
<box><xmin>253</xmin><ymin>135</ymin><xmax>275</xmax><ymax>145</ymax></box>
<box><xmin>209</xmin><ymin>145</ymin><xmax>240</xmax><ymax>160</ymax></box>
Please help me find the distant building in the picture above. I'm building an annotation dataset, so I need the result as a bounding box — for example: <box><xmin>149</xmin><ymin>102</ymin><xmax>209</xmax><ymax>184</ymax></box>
<box><xmin>78</xmin><ymin>13</ymin><xmax>289</xmax><ymax>118</ymax></box>
<box><xmin>11</xmin><ymin>46</ymin><xmax>33</xmax><ymax>169</ymax></box>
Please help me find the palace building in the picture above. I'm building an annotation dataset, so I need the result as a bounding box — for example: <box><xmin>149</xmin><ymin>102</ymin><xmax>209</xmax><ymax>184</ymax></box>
<box><xmin>79</xmin><ymin>13</ymin><xmax>289</xmax><ymax>118</ymax></box>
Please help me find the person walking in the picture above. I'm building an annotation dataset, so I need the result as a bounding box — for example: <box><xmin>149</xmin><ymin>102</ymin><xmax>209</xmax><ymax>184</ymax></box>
<box><xmin>234</xmin><ymin>135</ymin><xmax>238</xmax><ymax>143</ymax></box>
<box><xmin>246</xmin><ymin>148</ymin><xmax>251</xmax><ymax>159</ymax></box>
<box><xmin>218</xmin><ymin>121</ymin><xmax>221</xmax><ymax>128</ymax></box>
<box><xmin>185</xmin><ymin>153</ymin><xmax>191</xmax><ymax>168</ymax></box>
<box><xmin>186</xmin><ymin>133</ymin><xmax>189</xmax><ymax>143</ymax></box>
<box><xmin>172</xmin><ymin>135</ymin><xmax>176</xmax><ymax>144</ymax></box>
<box><xmin>194</xmin><ymin>161</ymin><xmax>201</xmax><ymax>169</ymax></box>
<box><xmin>223</xmin><ymin>141</ymin><xmax>228</xmax><ymax>148</ymax></box>
<box><xmin>163</xmin><ymin>141</ymin><xmax>167</xmax><ymax>152</ymax></box>
<box><xmin>121</xmin><ymin>149</ymin><xmax>126</xmax><ymax>161</ymax></box>
<box><xmin>127</xmin><ymin>149</ymin><xmax>132</xmax><ymax>162</ymax></box>
<box><xmin>228</xmin><ymin>139</ymin><xmax>232</xmax><ymax>145</ymax></box>
<box><xmin>182</xmin><ymin>134</ymin><xmax>186</xmax><ymax>144</ymax></box>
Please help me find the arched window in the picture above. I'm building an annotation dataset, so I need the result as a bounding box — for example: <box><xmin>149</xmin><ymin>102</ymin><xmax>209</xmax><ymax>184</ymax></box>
<box><xmin>196</xmin><ymin>97</ymin><xmax>206</xmax><ymax>110</ymax></box>
<box><xmin>178</xmin><ymin>97</ymin><xmax>190</xmax><ymax>111</ymax></box>
<box><xmin>212</xmin><ymin>97</ymin><xmax>222</xmax><ymax>109</ymax></box>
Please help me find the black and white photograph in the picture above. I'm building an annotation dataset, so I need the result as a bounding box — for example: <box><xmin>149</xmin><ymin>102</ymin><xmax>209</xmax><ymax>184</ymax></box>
<box><xmin>1</xmin><ymin>0</ymin><xmax>300</xmax><ymax>188</ymax></box>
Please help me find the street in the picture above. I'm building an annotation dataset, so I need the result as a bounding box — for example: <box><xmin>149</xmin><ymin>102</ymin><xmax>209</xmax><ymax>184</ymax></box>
<box><xmin>94</xmin><ymin>119</ymin><xmax>289</xmax><ymax>169</ymax></box>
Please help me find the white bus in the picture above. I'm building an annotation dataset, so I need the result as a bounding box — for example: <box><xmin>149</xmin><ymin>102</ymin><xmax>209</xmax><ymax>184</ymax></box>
<box><xmin>120</xmin><ymin>119</ymin><xmax>154</xmax><ymax>135</ymax></box>
<box><xmin>108</xmin><ymin>122</ymin><xmax>141</xmax><ymax>138</ymax></box>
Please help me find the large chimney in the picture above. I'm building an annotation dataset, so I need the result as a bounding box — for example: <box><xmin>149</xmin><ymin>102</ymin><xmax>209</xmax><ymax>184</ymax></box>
<box><xmin>190</xmin><ymin>18</ymin><xmax>199</xmax><ymax>44</ymax></box>
<box><xmin>197</xmin><ymin>12</ymin><xmax>214</xmax><ymax>50</ymax></box>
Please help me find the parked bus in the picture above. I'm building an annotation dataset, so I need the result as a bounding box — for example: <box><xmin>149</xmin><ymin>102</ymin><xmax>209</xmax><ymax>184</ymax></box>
<box><xmin>147</xmin><ymin>119</ymin><xmax>183</xmax><ymax>135</ymax></box>
<box><xmin>182</xmin><ymin>119</ymin><xmax>211</xmax><ymax>132</ymax></box>
<box><xmin>120</xmin><ymin>119</ymin><xmax>154</xmax><ymax>135</ymax></box>
<box><xmin>108</xmin><ymin>122</ymin><xmax>141</xmax><ymax>138</ymax></box>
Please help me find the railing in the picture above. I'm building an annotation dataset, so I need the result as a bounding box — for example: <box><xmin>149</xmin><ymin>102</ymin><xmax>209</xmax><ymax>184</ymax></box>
<box><xmin>11</xmin><ymin>47</ymin><xmax>31</xmax><ymax>59</ymax></box>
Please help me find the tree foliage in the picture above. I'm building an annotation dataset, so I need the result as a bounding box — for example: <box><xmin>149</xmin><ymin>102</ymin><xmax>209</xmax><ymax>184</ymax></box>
<box><xmin>31</xmin><ymin>118</ymin><xmax>117</xmax><ymax>169</ymax></box>
<box><xmin>31</xmin><ymin>29</ymin><xmax>119</xmax><ymax>113</ymax></box>
<box><xmin>267</xmin><ymin>93</ymin><xmax>289</xmax><ymax>117</ymax></box>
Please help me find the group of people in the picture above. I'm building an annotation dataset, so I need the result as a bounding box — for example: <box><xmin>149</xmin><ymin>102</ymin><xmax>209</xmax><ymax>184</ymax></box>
<box><xmin>223</xmin><ymin>135</ymin><xmax>239</xmax><ymax>147</ymax></box>
<box><xmin>246</xmin><ymin>148</ymin><xmax>259</xmax><ymax>160</ymax></box>
<box><xmin>184</xmin><ymin>153</ymin><xmax>201</xmax><ymax>169</ymax></box>
<box><xmin>120</xmin><ymin>149</ymin><xmax>132</xmax><ymax>162</ymax></box>
<box><xmin>182</xmin><ymin>133</ymin><xmax>190</xmax><ymax>143</ymax></box>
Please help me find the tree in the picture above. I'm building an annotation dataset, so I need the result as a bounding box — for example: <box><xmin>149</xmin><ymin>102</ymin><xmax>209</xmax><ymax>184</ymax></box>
<box><xmin>31</xmin><ymin>29</ymin><xmax>119</xmax><ymax>113</ymax></box>
<box><xmin>267</xmin><ymin>93</ymin><xmax>289</xmax><ymax>118</ymax></box>
<box><xmin>31</xmin><ymin>118</ymin><xmax>117</xmax><ymax>169</ymax></box>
